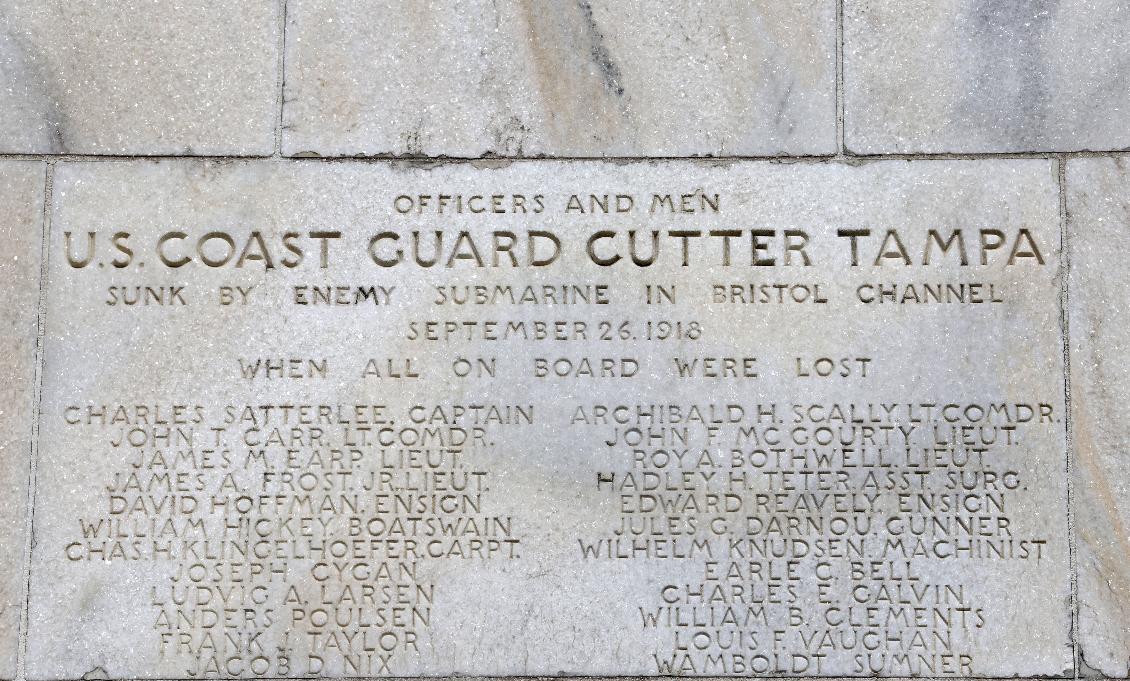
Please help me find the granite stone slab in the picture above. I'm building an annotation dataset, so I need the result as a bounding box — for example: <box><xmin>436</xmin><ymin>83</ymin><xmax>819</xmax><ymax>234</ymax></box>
<box><xmin>844</xmin><ymin>0</ymin><xmax>1130</xmax><ymax>154</ymax></box>
<box><xmin>0</xmin><ymin>160</ymin><xmax>45</xmax><ymax>678</ymax></box>
<box><xmin>29</xmin><ymin>158</ymin><xmax>1068</xmax><ymax>678</ymax></box>
<box><xmin>1067</xmin><ymin>157</ymin><xmax>1130</xmax><ymax>678</ymax></box>
<box><xmin>0</xmin><ymin>1</ymin><xmax>279</xmax><ymax>155</ymax></box>
<box><xmin>282</xmin><ymin>1</ymin><xmax>836</xmax><ymax>158</ymax></box>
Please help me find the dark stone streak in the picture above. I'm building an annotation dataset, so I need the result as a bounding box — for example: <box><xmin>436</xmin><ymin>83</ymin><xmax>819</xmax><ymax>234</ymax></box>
<box><xmin>966</xmin><ymin>0</ymin><xmax>1056</xmax><ymax>148</ymax></box>
<box><xmin>576</xmin><ymin>0</ymin><xmax>624</xmax><ymax>97</ymax></box>
<box><xmin>0</xmin><ymin>9</ymin><xmax>68</xmax><ymax>153</ymax></box>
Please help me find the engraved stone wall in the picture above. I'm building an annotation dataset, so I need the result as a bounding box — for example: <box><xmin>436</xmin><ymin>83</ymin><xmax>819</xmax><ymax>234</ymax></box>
<box><xmin>0</xmin><ymin>1</ymin><xmax>1128</xmax><ymax>680</ymax></box>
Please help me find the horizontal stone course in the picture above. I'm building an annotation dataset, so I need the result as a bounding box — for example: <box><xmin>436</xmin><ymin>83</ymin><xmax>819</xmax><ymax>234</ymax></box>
<box><xmin>2</xmin><ymin>0</ymin><xmax>1126</xmax><ymax>158</ymax></box>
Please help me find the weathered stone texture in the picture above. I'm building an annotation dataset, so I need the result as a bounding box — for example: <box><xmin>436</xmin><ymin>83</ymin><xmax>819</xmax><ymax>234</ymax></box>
<box><xmin>27</xmin><ymin>159</ymin><xmax>1068</xmax><ymax>677</ymax></box>
<box><xmin>282</xmin><ymin>0</ymin><xmax>836</xmax><ymax>157</ymax></box>
<box><xmin>0</xmin><ymin>161</ymin><xmax>45</xmax><ymax>678</ymax></box>
<box><xmin>1068</xmin><ymin>156</ymin><xmax>1130</xmax><ymax>678</ymax></box>
<box><xmin>0</xmin><ymin>1</ymin><xmax>279</xmax><ymax>155</ymax></box>
<box><xmin>844</xmin><ymin>0</ymin><xmax>1130</xmax><ymax>154</ymax></box>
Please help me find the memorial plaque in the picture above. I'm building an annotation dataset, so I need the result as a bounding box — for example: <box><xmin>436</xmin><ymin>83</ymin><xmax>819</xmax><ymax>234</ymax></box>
<box><xmin>1067</xmin><ymin>157</ymin><xmax>1130</xmax><ymax>677</ymax></box>
<box><xmin>0</xmin><ymin>160</ymin><xmax>45</xmax><ymax>680</ymax></box>
<box><xmin>29</xmin><ymin>158</ymin><xmax>1070</xmax><ymax>678</ymax></box>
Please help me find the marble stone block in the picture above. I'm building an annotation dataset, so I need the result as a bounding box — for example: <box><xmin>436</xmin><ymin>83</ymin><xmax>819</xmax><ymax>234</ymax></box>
<box><xmin>844</xmin><ymin>0</ymin><xmax>1130</xmax><ymax>154</ymax></box>
<box><xmin>0</xmin><ymin>1</ymin><xmax>279</xmax><ymax>155</ymax></box>
<box><xmin>28</xmin><ymin>158</ymin><xmax>1068</xmax><ymax>678</ymax></box>
<box><xmin>282</xmin><ymin>1</ymin><xmax>836</xmax><ymax>157</ymax></box>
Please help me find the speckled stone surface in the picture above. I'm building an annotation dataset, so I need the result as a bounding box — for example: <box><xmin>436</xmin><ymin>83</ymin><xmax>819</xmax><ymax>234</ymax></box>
<box><xmin>844</xmin><ymin>0</ymin><xmax>1130</xmax><ymax>154</ymax></box>
<box><xmin>1067</xmin><ymin>157</ymin><xmax>1130</xmax><ymax>678</ymax></box>
<box><xmin>0</xmin><ymin>161</ymin><xmax>44</xmax><ymax>679</ymax></box>
<box><xmin>282</xmin><ymin>0</ymin><xmax>836</xmax><ymax>157</ymax></box>
<box><xmin>26</xmin><ymin>159</ymin><xmax>1068</xmax><ymax>677</ymax></box>
<box><xmin>0</xmin><ymin>0</ymin><xmax>1127</xmax><ymax>675</ymax></box>
<box><xmin>0</xmin><ymin>1</ymin><xmax>279</xmax><ymax>155</ymax></box>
